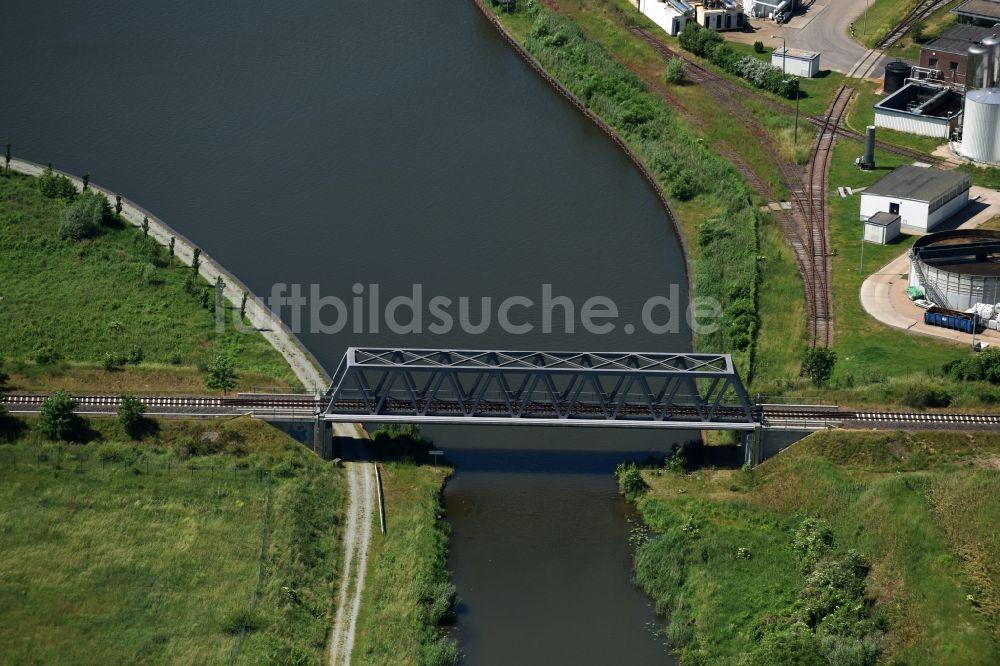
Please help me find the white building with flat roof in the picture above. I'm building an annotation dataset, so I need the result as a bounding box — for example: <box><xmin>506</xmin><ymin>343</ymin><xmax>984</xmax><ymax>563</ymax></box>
<box><xmin>860</xmin><ymin>165</ymin><xmax>971</xmax><ymax>232</ymax></box>
<box><xmin>771</xmin><ymin>47</ymin><xmax>820</xmax><ymax>78</ymax></box>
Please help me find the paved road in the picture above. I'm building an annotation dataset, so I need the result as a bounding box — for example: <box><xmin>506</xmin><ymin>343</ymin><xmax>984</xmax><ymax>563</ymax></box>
<box><xmin>732</xmin><ymin>0</ymin><xmax>890</xmax><ymax>75</ymax></box>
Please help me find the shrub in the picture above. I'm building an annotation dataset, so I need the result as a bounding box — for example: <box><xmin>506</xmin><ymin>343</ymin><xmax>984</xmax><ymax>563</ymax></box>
<box><xmin>38</xmin><ymin>166</ymin><xmax>78</xmax><ymax>200</ymax></box>
<box><xmin>103</xmin><ymin>352</ymin><xmax>126</xmax><ymax>372</ymax></box>
<box><xmin>32</xmin><ymin>344</ymin><xmax>63</xmax><ymax>365</ymax></box>
<box><xmin>59</xmin><ymin>190</ymin><xmax>112</xmax><ymax>240</ymax></box>
<box><xmin>801</xmin><ymin>348</ymin><xmax>836</xmax><ymax>386</ymax></box>
<box><xmin>419</xmin><ymin>636</ymin><xmax>459</xmax><ymax>666</ymax></box>
<box><xmin>38</xmin><ymin>389</ymin><xmax>78</xmax><ymax>440</ymax></box>
<box><xmin>944</xmin><ymin>347</ymin><xmax>1000</xmax><ymax>384</ymax></box>
<box><xmin>117</xmin><ymin>394</ymin><xmax>147</xmax><ymax>438</ymax></box>
<box><xmin>205</xmin><ymin>353</ymin><xmax>237</xmax><ymax>393</ymax></box>
<box><xmin>221</xmin><ymin>606</ymin><xmax>261</xmax><ymax>635</ymax></box>
<box><xmin>423</xmin><ymin>580</ymin><xmax>457</xmax><ymax>624</ymax></box>
<box><xmin>753</xmin><ymin>40</ymin><xmax>765</xmax><ymax>54</ymax></box>
<box><xmin>900</xmin><ymin>382</ymin><xmax>951</xmax><ymax>409</ymax></box>
<box><xmin>793</xmin><ymin>517</ymin><xmax>834</xmax><ymax>573</ymax></box>
<box><xmin>616</xmin><ymin>462</ymin><xmax>649</xmax><ymax>500</ymax></box>
<box><xmin>665</xmin><ymin>57</ymin><xmax>687</xmax><ymax>85</ymax></box>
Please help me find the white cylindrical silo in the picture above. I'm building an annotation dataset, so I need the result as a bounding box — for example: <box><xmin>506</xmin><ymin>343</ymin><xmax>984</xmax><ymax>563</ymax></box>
<box><xmin>961</xmin><ymin>88</ymin><xmax>1000</xmax><ymax>163</ymax></box>
<box><xmin>968</xmin><ymin>44</ymin><xmax>990</xmax><ymax>89</ymax></box>
<box><xmin>983</xmin><ymin>34</ymin><xmax>1000</xmax><ymax>89</ymax></box>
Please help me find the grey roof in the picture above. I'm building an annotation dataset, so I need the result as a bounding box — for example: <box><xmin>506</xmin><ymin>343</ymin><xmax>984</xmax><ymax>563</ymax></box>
<box><xmin>923</xmin><ymin>25</ymin><xmax>998</xmax><ymax>56</ymax></box>
<box><xmin>865</xmin><ymin>165</ymin><xmax>971</xmax><ymax>202</ymax></box>
<box><xmin>953</xmin><ymin>0</ymin><xmax>1000</xmax><ymax>19</ymax></box>
<box><xmin>866</xmin><ymin>212</ymin><xmax>900</xmax><ymax>226</ymax></box>
<box><xmin>968</xmin><ymin>87</ymin><xmax>1000</xmax><ymax>104</ymax></box>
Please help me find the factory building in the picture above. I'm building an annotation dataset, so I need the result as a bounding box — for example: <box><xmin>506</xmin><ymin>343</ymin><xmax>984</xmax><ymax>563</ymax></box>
<box><xmin>860</xmin><ymin>165</ymin><xmax>971</xmax><ymax>233</ymax></box>
<box><xmin>695</xmin><ymin>0</ymin><xmax>745</xmax><ymax>31</ymax></box>
<box><xmin>637</xmin><ymin>0</ymin><xmax>693</xmax><ymax>36</ymax></box>
<box><xmin>958</xmin><ymin>34</ymin><xmax>1000</xmax><ymax>162</ymax></box>
<box><xmin>744</xmin><ymin>0</ymin><xmax>797</xmax><ymax>21</ymax></box>
<box><xmin>919</xmin><ymin>25</ymin><xmax>997</xmax><ymax>86</ymax></box>
<box><xmin>873</xmin><ymin>81</ymin><xmax>965</xmax><ymax>138</ymax></box>
<box><xmin>909</xmin><ymin>230</ymin><xmax>1000</xmax><ymax>310</ymax></box>
<box><xmin>953</xmin><ymin>0</ymin><xmax>1000</xmax><ymax>27</ymax></box>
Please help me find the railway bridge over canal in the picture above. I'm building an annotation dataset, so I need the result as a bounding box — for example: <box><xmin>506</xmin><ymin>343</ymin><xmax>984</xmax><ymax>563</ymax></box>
<box><xmin>6</xmin><ymin>348</ymin><xmax>1000</xmax><ymax>463</ymax></box>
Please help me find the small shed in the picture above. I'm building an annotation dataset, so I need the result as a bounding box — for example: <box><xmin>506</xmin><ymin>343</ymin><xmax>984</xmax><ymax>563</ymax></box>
<box><xmin>863</xmin><ymin>211</ymin><xmax>902</xmax><ymax>245</ymax></box>
<box><xmin>771</xmin><ymin>47</ymin><xmax>820</xmax><ymax>78</ymax></box>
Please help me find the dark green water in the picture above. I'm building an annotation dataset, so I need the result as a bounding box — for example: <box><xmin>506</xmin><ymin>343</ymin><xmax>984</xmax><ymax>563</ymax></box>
<box><xmin>4</xmin><ymin>1</ymin><xmax>692</xmax><ymax>662</ymax></box>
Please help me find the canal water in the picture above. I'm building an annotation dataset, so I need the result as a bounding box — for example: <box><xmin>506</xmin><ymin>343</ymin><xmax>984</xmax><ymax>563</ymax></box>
<box><xmin>4</xmin><ymin>1</ymin><xmax>693</xmax><ymax>662</ymax></box>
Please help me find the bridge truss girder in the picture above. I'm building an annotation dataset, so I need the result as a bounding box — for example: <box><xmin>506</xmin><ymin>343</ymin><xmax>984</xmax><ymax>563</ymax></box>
<box><xmin>322</xmin><ymin>348</ymin><xmax>757</xmax><ymax>430</ymax></box>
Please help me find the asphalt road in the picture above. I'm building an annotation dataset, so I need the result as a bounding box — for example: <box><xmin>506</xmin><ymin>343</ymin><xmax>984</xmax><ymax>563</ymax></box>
<box><xmin>781</xmin><ymin>0</ymin><xmax>889</xmax><ymax>75</ymax></box>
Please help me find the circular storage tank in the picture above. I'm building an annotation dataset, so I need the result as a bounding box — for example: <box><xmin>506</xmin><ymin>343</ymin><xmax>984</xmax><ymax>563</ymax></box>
<box><xmin>884</xmin><ymin>61</ymin><xmax>910</xmax><ymax>94</ymax></box>
<box><xmin>982</xmin><ymin>34</ymin><xmax>1000</xmax><ymax>88</ymax></box>
<box><xmin>911</xmin><ymin>230</ymin><xmax>1000</xmax><ymax>310</ymax></box>
<box><xmin>960</xmin><ymin>88</ymin><xmax>1000</xmax><ymax>163</ymax></box>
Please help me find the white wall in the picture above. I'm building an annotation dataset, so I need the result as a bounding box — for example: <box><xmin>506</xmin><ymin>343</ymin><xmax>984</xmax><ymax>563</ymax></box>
<box><xmin>638</xmin><ymin>0</ymin><xmax>687</xmax><ymax>35</ymax></box>
<box><xmin>874</xmin><ymin>107</ymin><xmax>952</xmax><ymax>138</ymax></box>
<box><xmin>861</xmin><ymin>190</ymin><xmax>969</xmax><ymax>232</ymax></box>
<box><xmin>771</xmin><ymin>54</ymin><xmax>818</xmax><ymax>78</ymax></box>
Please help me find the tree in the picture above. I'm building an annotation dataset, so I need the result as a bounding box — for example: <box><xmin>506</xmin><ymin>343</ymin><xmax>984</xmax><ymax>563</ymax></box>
<box><xmin>192</xmin><ymin>247</ymin><xmax>201</xmax><ymax>273</ymax></box>
<box><xmin>664</xmin><ymin>57</ymin><xmax>686</xmax><ymax>85</ymax></box>
<box><xmin>801</xmin><ymin>348</ymin><xmax>836</xmax><ymax>386</ymax></box>
<box><xmin>82</xmin><ymin>173</ymin><xmax>90</xmax><ymax>190</ymax></box>
<box><xmin>142</xmin><ymin>215</ymin><xmax>149</xmax><ymax>237</ymax></box>
<box><xmin>240</xmin><ymin>291</ymin><xmax>248</xmax><ymax>318</ymax></box>
<box><xmin>205</xmin><ymin>354</ymin><xmax>237</xmax><ymax>394</ymax></box>
<box><xmin>38</xmin><ymin>390</ymin><xmax>78</xmax><ymax>440</ymax></box>
<box><xmin>115</xmin><ymin>194</ymin><xmax>123</xmax><ymax>218</ymax></box>
<box><xmin>117</xmin><ymin>394</ymin><xmax>147</xmax><ymax>438</ymax></box>
<box><xmin>169</xmin><ymin>236</ymin><xmax>175</xmax><ymax>257</ymax></box>
<box><xmin>4</xmin><ymin>143</ymin><xmax>10</xmax><ymax>170</ymax></box>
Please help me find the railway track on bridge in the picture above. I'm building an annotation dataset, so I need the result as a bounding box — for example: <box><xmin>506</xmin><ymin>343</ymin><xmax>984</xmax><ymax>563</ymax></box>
<box><xmin>7</xmin><ymin>393</ymin><xmax>1000</xmax><ymax>429</ymax></box>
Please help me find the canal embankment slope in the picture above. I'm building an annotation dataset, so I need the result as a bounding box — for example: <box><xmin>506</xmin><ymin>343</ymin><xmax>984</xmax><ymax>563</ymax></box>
<box><xmin>628</xmin><ymin>430</ymin><xmax>1000</xmax><ymax>664</ymax></box>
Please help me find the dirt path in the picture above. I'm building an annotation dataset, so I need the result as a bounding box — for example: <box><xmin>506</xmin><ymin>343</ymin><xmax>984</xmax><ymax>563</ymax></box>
<box><xmin>328</xmin><ymin>462</ymin><xmax>374</xmax><ymax>665</ymax></box>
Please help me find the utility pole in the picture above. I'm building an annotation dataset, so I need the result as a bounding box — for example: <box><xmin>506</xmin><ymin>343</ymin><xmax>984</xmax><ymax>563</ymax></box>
<box><xmin>859</xmin><ymin>225</ymin><xmax>866</xmax><ymax>273</ymax></box>
<box><xmin>772</xmin><ymin>34</ymin><xmax>787</xmax><ymax>74</ymax></box>
<box><xmin>794</xmin><ymin>77</ymin><xmax>801</xmax><ymax>143</ymax></box>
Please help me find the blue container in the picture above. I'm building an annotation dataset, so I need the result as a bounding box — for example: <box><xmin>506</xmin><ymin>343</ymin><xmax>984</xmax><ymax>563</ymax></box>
<box><xmin>924</xmin><ymin>310</ymin><xmax>974</xmax><ymax>333</ymax></box>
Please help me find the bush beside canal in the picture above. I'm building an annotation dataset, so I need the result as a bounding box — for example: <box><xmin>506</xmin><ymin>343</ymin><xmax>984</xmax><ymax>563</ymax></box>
<box><xmin>627</xmin><ymin>430</ymin><xmax>1000</xmax><ymax>665</ymax></box>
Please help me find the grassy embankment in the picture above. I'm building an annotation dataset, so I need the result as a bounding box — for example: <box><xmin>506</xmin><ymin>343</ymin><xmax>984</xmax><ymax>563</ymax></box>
<box><xmin>486</xmin><ymin>0</ymin><xmax>808</xmax><ymax>385</ymax></box>
<box><xmin>630</xmin><ymin>430</ymin><xmax>1000</xmax><ymax>664</ymax></box>
<box><xmin>0</xmin><ymin>169</ymin><xmax>299</xmax><ymax>393</ymax></box>
<box><xmin>0</xmin><ymin>417</ymin><xmax>343</xmax><ymax>664</ymax></box>
<box><xmin>351</xmin><ymin>462</ymin><xmax>456</xmax><ymax>665</ymax></box>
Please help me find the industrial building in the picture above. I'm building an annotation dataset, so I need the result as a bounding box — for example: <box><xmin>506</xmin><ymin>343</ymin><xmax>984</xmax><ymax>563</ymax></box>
<box><xmin>957</xmin><ymin>35</ymin><xmax>1000</xmax><ymax>162</ymax></box>
<box><xmin>744</xmin><ymin>0</ymin><xmax>797</xmax><ymax>21</ymax></box>
<box><xmin>637</xmin><ymin>0</ymin><xmax>746</xmax><ymax>34</ymax></box>
<box><xmin>919</xmin><ymin>25</ymin><xmax>998</xmax><ymax>86</ymax></box>
<box><xmin>873</xmin><ymin>81</ymin><xmax>965</xmax><ymax>138</ymax></box>
<box><xmin>909</xmin><ymin>230</ymin><xmax>1000</xmax><ymax>310</ymax></box>
<box><xmin>637</xmin><ymin>0</ymin><xmax>693</xmax><ymax>36</ymax></box>
<box><xmin>771</xmin><ymin>47</ymin><xmax>820</xmax><ymax>77</ymax></box>
<box><xmin>953</xmin><ymin>0</ymin><xmax>1000</xmax><ymax>27</ymax></box>
<box><xmin>860</xmin><ymin>165</ymin><xmax>971</xmax><ymax>233</ymax></box>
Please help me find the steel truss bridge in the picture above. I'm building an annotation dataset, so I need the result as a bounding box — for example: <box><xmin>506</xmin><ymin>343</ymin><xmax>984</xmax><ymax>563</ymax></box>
<box><xmin>321</xmin><ymin>348</ymin><xmax>757</xmax><ymax>430</ymax></box>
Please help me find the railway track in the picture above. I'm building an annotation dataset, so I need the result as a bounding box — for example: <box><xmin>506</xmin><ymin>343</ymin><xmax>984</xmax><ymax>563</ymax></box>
<box><xmin>8</xmin><ymin>392</ymin><xmax>1000</xmax><ymax>429</ymax></box>
<box><xmin>847</xmin><ymin>0</ymin><xmax>954</xmax><ymax>80</ymax></box>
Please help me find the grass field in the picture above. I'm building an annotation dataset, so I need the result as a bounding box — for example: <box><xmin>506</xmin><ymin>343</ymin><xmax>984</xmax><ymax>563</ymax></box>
<box><xmin>0</xmin><ymin>170</ymin><xmax>299</xmax><ymax>393</ymax></box>
<box><xmin>351</xmin><ymin>463</ymin><xmax>455</xmax><ymax>665</ymax></box>
<box><xmin>855</xmin><ymin>0</ymin><xmax>962</xmax><ymax>57</ymax></box>
<box><xmin>632</xmin><ymin>430</ymin><xmax>1000</xmax><ymax>664</ymax></box>
<box><xmin>0</xmin><ymin>417</ymin><xmax>343</xmax><ymax>665</ymax></box>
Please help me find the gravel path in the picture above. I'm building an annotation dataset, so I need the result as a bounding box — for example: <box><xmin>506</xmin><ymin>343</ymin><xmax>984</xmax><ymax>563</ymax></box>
<box><xmin>329</xmin><ymin>462</ymin><xmax>374</xmax><ymax>665</ymax></box>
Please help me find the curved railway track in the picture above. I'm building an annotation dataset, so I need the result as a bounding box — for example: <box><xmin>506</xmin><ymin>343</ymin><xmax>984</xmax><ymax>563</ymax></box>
<box><xmin>847</xmin><ymin>0</ymin><xmax>954</xmax><ymax>80</ymax></box>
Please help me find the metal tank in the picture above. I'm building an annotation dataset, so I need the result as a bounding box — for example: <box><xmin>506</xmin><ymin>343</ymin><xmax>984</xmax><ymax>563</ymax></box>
<box><xmin>884</xmin><ymin>61</ymin><xmax>910</xmax><ymax>94</ymax></box>
<box><xmin>968</xmin><ymin>43</ymin><xmax>990</xmax><ymax>89</ymax></box>
<box><xmin>983</xmin><ymin>34</ymin><xmax>1000</xmax><ymax>88</ymax></box>
<box><xmin>960</xmin><ymin>88</ymin><xmax>1000</xmax><ymax>163</ymax></box>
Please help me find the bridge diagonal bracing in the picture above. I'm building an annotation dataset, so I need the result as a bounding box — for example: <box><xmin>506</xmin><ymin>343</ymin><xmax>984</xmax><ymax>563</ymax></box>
<box><xmin>321</xmin><ymin>348</ymin><xmax>757</xmax><ymax>430</ymax></box>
